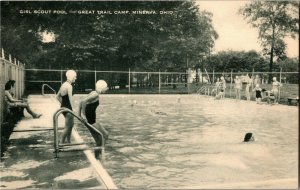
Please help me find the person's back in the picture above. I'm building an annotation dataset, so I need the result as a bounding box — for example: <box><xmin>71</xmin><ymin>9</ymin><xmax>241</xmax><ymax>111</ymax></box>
<box><xmin>79</xmin><ymin>80</ymin><xmax>109</xmax><ymax>159</ymax></box>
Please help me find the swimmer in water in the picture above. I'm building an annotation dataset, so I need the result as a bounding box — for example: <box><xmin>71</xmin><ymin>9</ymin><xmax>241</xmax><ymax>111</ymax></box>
<box><xmin>244</xmin><ymin>132</ymin><xmax>255</xmax><ymax>142</ymax></box>
<box><xmin>56</xmin><ymin>70</ymin><xmax>77</xmax><ymax>143</ymax></box>
<box><xmin>79</xmin><ymin>80</ymin><xmax>109</xmax><ymax>159</ymax></box>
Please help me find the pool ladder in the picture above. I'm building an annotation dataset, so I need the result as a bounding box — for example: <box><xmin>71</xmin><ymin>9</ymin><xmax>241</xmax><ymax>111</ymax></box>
<box><xmin>42</xmin><ymin>83</ymin><xmax>56</xmax><ymax>96</ymax></box>
<box><xmin>53</xmin><ymin>108</ymin><xmax>105</xmax><ymax>160</ymax></box>
<box><xmin>197</xmin><ymin>86</ymin><xmax>211</xmax><ymax>96</ymax></box>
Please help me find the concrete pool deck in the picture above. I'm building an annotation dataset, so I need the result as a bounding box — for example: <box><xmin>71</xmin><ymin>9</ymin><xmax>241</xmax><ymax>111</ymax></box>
<box><xmin>0</xmin><ymin>95</ymin><xmax>113</xmax><ymax>189</ymax></box>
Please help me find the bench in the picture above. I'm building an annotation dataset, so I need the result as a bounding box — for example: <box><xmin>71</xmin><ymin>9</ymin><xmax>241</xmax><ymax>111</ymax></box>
<box><xmin>287</xmin><ymin>97</ymin><xmax>299</xmax><ymax>105</ymax></box>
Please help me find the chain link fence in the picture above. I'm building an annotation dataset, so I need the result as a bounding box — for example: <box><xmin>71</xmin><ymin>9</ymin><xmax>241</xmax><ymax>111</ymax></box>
<box><xmin>24</xmin><ymin>68</ymin><xmax>298</xmax><ymax>104</ymax></box>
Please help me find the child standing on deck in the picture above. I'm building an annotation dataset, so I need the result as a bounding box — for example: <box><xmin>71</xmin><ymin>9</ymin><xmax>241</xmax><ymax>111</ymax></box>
<box><xmin>271</xmin><ymin>77</ymin><xmax>282</xmax><ymax>103</ymax></box>
<box><xmin>245</xmin><ymin>81</ymin><xmax>251</xmax><ymax>101</ymax></box>
<box><xmin>252</xmin><ymin>84</ymin><xmax>262</xmax><ymax>104</ymax></box>
<box><xmin>56</xmin><ymin>70</ymin><xmax>77</xmax><ymax>143</ymax></box>
<box><xmin>79</xmin><ymin>80</ymin><xmax>109</xmax><ymax>159</ymax></box>
<box><xmin>234</xmin><ymin>75</ymin><xmax>241</xmax><ymax>100</ymax></box>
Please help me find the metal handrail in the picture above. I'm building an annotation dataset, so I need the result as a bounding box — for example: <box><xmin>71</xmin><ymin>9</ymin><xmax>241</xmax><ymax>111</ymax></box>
<box><xmin>53</xmin><ymin>108</ymin><xmax>105</xmax><ymax>158</ymax></box>
<box><xmin>42</xmin><ymin>84</ymin><xmax>56</xmax><ymax>96</ymax></box>
<box><xmin>197</xmin><ymin>86</ymin><xmax>207</xmax><ymax>94</ymax></box>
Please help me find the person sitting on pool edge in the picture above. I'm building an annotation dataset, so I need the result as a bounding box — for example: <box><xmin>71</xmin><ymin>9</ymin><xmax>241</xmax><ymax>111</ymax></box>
<box><xmin>78</xmin><ymin>80</ymin><xmax>109</xmax><ymax>159</ymax></box>
<box><xmin>261</xmin><ymin>89</ymin><xmax>276</xmax><ymax>104</ymax></box>
<box><xmin>56</xmin><ymin>70</ymin><xmax>77</xmax><ymax>144</ymax></box>
<box><xmin>4</xmin><ymin>80</ymin><xmax>42</xmax><ymax>119</ymax></box>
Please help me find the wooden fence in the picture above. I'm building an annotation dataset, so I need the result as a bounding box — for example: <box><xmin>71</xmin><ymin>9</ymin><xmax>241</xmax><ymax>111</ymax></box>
<box><xmin>0</xmin><ymin>49</ymin><xmax>25</xmax><ymax>125</ymax></box>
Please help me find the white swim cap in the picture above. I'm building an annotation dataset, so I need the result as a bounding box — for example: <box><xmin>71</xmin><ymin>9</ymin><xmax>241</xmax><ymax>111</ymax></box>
<box><xmin>66</xmin><ymin>70</ymin><xmax>77</xmax><ymax>80</ymax></box>
<box><xmin>96</xmin><ymin>80</ymin><xmax>108</xmax><ymax>93</ymax></box>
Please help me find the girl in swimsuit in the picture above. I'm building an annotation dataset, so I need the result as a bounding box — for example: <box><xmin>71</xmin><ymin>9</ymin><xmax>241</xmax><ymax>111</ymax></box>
<box><xmin>56</xmin><ymin>70</ymin><xmax>77</xmax><ymax>143</ymax></box>
<box><xmin>252</xmin><ymin>84</ymin><xmax>262</xmax><ymax>104</ymax></box>
<box><xmin>79</xmin><ymin>80</ymin><xmax>109</xmax><ymax>159</ymax></box>
<box><xmin>271</xmin><ymin>77</ymin><xmax>282</xmax><ymax>103</ymax></box>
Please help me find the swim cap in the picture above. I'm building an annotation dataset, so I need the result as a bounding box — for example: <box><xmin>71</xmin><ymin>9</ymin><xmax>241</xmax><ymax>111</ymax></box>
<box><xmin>255</xmin><ymin>84</ymin><xmax>259</xmax><ymax>88</ymax></box>
<box><xmin>66</xmin><ymin>70</ymin><xmax>77</xmax><ymax>80</ymax></box>
<box><xmin>96</xmin><ymin>80</ymin><xmax>108</xmax><ymax>93</ymax></box>
<box><xmin>244</xmin><ymin>132</ymin><xmax>254</xmax><ymax>142</ymax></box>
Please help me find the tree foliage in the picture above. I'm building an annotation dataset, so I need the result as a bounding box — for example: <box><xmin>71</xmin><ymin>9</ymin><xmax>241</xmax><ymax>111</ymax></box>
<box><xmin>1</xmin><ymin>1</ymin><xmax>218</xmax><ymax>73</ymax></box>
<box><xmin>239</xmin><ymin>1</ymin><xmax>299</xmax><ymax>81</ymax></box>
<box><xmin>207</xmin><ymin>50</ymin><xmax>268</xmax><ymax>72</ymax></box>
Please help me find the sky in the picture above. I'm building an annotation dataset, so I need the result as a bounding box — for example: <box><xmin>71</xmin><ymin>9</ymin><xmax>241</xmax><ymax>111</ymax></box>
<box><xmin>196</xmin><ymin>0</ymin><xmax>299</xmax><ymax>58</ymax></box>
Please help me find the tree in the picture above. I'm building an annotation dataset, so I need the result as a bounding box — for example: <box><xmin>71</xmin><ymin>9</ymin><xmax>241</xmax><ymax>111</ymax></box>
<box><xmin>276</xmin><ymin>57</ymin><xmax>299</xmax><ymax>83</ymax></box>
<box><xmin>1</xmin><ymin>1</ymin><xmax>218</xmax><ymax>90</ymax></box>
<box><xmin>239</xmin><ymin>1</ymin><xmax>299</xmax><ymax>82</ymax></box>
<box><xmin>208</xmin><ymin>50</ymin><xmax>268</xmax><ymax>72</ymax></box>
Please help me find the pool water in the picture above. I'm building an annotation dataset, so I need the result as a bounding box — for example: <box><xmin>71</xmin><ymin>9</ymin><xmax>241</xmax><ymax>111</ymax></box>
<box><xmin>75</xmin><ymin>95</ymin><xmax>298</xmax><ymax>189</ymax></box>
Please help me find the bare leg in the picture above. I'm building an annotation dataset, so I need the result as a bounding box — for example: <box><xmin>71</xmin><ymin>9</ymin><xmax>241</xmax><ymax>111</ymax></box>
<box><xmin>88</xmin><ymin>123</ymin><xmax>109</xmax><ymax>159</ymax></box>
<box><xmin>61</xmin><ymin>113</ymin><xmax>74</xmax><ymax>143</ymax></box>
<box><xmin>17</xmin><ymin>102</ymin><xmax>40</xmax><ymax>118</ymax></box>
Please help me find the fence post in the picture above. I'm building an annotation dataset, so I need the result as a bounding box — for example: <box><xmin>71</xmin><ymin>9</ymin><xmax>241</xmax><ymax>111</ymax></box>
<box><xmin>9</xmin><ymin>54</ymin><xmax>12</xmax><ymax>63</ymax></box>
<box><xmin>230</xmin><ymin>70</ymin><xmax>233</xmax><ymax>98</ymax></box>
<box><xmin>212</xmin><ymin>69</ymin><xmax>215</xmax><ymax>84</ymax></box>
<box><xmin>159</xmin><ymin>70</ymin><xmax>161</xmax><ymax>94</ymax></box>
<box><xmin>279</xmin><ymin>68</ymin><xmax>282</xmax><ymax>103</ymax></box>
<box><xmin>128</xmin><ymin>68</ymin><xmax>131</xmax><ymax>94</ymax></box>
<box><xmin>94</xmin><ymin>69</ymin><xmax>97</xmax><ymax>84</ymax></box>
<box><xmin>4</xmin><ymin>59</ymin><xmax>7</xmax><ymax>82</ymax></box>
<box><xmin>251</xmin><ymin>68</ymin><xmax>254</xmax><ymax>100</ymax></box>
<box><xmin>60</xmin><ymin>70</ymin><xmax>63</xmax><ymax>84</ymax></box>
<box><xmin>16</xmin><ymin>65</ymin><xmax>18</xmax><ymax>98</ymax></box>
<box><xmin>1</xmin><ymin>48</ymin><xmax>4</xmax><ymax>59</ymax></box>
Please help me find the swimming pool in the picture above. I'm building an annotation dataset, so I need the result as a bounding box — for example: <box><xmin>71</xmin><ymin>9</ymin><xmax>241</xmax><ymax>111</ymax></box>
<box><xmin>75</xmin><ymin>95</ymin><xmax>298</xmax><ymax>189</ymax></box>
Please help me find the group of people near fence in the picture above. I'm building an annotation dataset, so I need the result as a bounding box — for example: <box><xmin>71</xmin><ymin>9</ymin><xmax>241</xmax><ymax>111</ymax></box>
<box><xmin>253</xmin><ymin>77</ymin><xmax>282</xmax><ymax>104</ymax></box>
<box><xmin>213</xmin><ymin>76</ymin><xmax>226</xmax><ymax>100</ymax></box>
<box><xmin>211</xmin><ymin>74</ymin><xmax>282</xmax><ymax>104</ymax></box>
<box><xmin>4</xmin><ymin>70</ymin><xmax>109</xmax><ymax>159</ymax></box>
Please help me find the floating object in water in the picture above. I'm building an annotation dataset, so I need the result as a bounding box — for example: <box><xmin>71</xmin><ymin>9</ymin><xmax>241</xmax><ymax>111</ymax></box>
<box><xmin>244</xmin><ymin>132</ymin><xmax>254</xmax><ymax>142</ymax></box>
<box><xmin>155</xmin><ymin>111</ymin><xmax>167</xmax><ymax>116</ymax></box>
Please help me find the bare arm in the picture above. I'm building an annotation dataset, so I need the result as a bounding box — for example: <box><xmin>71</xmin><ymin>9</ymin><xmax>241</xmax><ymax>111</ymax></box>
<box><xmin>56</xmin><ymin>89</ymin><xmax>62</xmax><ymax>103</ymax></box>
<box><xmin>67</xmin><ymin>84</ymin><xmax>74</xmax><ymax>109</ymax></box>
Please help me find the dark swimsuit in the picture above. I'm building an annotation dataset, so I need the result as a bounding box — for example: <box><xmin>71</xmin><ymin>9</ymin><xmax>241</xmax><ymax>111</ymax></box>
<box><xmin>60</xmin><ymin>83</ymin><xmax>75</xmax><ymax>116</ymax></box>
<box><xmin>255</xmin><ymin>90</ymin><xmax>262</xmax><ymax>98</ymax></box>
<box><xmin>85</xmin><ymin>100</ymin><xmax>99</xmax><ymax>124</ymax></box>
<box><xmin>61</xmin><ymin>94</ymin><xmax>72</xmax><ymax>116</ymax></box>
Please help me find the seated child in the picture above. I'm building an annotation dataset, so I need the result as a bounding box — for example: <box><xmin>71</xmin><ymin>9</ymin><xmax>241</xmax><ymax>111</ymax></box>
<box><xmin>262</xmin><ymin>89</ymin><xmax>276</xmax><ymax>104</ymax></box>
